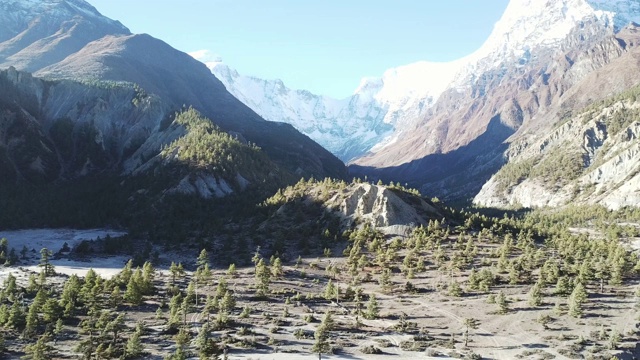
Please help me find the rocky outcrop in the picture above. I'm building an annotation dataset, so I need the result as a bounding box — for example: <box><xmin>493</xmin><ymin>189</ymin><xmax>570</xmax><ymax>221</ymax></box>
<box><xmin>323</xmin><ymin>183</ymin><xmax>440</xmax><ymax>235</ymax></box>
<box><xmin>475</xmin><ymin>95</ymin><xmax>640</xmax><ymax>209</ymax></box>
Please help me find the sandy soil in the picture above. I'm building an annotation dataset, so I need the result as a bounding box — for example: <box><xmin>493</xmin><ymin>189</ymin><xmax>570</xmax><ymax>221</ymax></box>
<box><xmin>0</xmin><ymin>228</ymin><xmax>127</xmax><ymax>280</ymax></box>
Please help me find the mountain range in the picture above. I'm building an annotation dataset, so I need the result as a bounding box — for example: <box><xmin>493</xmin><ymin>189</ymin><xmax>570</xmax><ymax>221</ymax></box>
<box><xmin>0</xmin><ymin>0</ymin><xmax>346</xmax><ymax>230</ymax></box>
<box><xmin>205</xmin><ymin>0</ymin><xmax>640</xmax><ymax>209</ymax></box>
<box><xmin>1</xmin><ymin>0</ymin><xmax>640</xmax><ymax>220</ymax></box>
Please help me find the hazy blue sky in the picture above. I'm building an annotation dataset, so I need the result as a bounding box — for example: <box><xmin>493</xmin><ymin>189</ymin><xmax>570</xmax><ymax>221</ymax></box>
<box><xmin>89</xmin><ymin>0</ymin><xmax>509</xmax><ymax>98</ymax></box>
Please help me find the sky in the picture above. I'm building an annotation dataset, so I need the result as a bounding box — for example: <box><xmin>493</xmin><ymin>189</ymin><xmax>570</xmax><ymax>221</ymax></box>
<box><xmin>89</xmin><ymin>0</ymin><xmax>510</xmax><ymax>99</ymax></box>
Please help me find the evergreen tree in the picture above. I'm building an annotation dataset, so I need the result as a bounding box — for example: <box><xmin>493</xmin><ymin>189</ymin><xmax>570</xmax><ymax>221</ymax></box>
<box><xmin>608</xmin><ymin>328</ymin><xmax>621</xmax><ymax>350</ymax></box>
<box><xmin>169</xmin><ymin>262</ymin><xmax>185</xmax><ymax>286</ymax></box>
<box><xmin>227</xmin><ymin>263</ymin><xmax>237</xmax><ymax>277</ymax></box>
<box><xmin>365</xmin><ymin>294</ymin><xmax>380</xmax><ymax>320</ymax></box>
<box><xmin>38</xmin><ymin>248</ymin><xmax>55</xmax><ymax>276</ymax></box>
<box><xmin>496</xmin><ymin>291</ymin><xmax>509</xmax><ymax>314</ymax></box>
<box><xmin>528</xmin><ymin>281</ymin><xmax>543</xmax><ymax>307</ymax></box>
<box><xmin>126</xmin><ymin>327</ymin><xmax>144</xmax><ymax>358</ymax></box>
<box><xmin>447</xmin><ymin>281</ymin><xmax>463</xmax><ymax>297</ymax></box>
<box><xmin>42</xmin><ymin>299</ymin><xmax>61</xmax><ymax>324</ymax></box>
<box><xmin>463</xmin><ymin>318</ymin><xmax>480</xmax><ymax>347</ymax></box>
<box><xmin>312</xmin><ymin>323</ymin><xmax>331</xmax><ymax>357</ymax></box>
<box><xmin>22</xmin><ymin>334</ymin><xmax>53</xmax><ymax>360</ymax></box>
<box><xmin>124</xmin><ymin>273</ymin><xmax>143</xmax><ymax>305</ymax></box>
<box><xmin>323</xmin><ymin>280</ymin><xmax>337</xmax><ymax>301</ymax></box>
<box><xmin>568</xmin><ymin>282</ymin><xmax>588</xmax><ymax>318</ymax></box>
<box><xmin>255</xmin><ymin>258</ymin><xmax>271</xmax><ymax>297</ymax></box>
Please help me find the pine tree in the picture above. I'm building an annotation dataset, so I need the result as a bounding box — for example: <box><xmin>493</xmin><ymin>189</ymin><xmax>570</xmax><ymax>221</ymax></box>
<box><xmin>255</xmin><ymin>258</ymin><xmax>271</xmax><ymax>297</ymax></box>
<box><xmin>379</xmin><ymin>268</ymin><xmax>392</xmax><ymax>292</ymax></box>
<box><xmin>496</xmin><ymin>291</ymin><xmax>509</xmax><ymax>314</ymax></box>
<box><xmin>447</xmin><ymin>281</ymin><xmax>463</xmax><ymax>297</ymax></box>
<box><xmin>7</xmin><ymin>301</ymin><xmax>25</xmax><ymax>330</ymax></box>
<box><xmin>197</xmin><ymin>249</ymin><xmax>210</xmax><ymax>269</ymax></box>
<box><xmin>124</xmin><ymin>273</ymin><xmax>143</xmax><ymax>305</ymax></box>
<box><xmin>323</xmin><ymin>280</ymin><xmax>337</xmax><ymax>301</ymax></box>
<box><xmin>227</xmin><ymin>263</ymin><xmax>237</xmax><ymax>277</ymax></box>
<box><xmin>365</xmin><ymin>294</ymin><xmax>380</xmax><ymax>320</ymax></box>
<box><xmin>555</xmin><ymin>276</ymin><xmax>572</xmax><ymax>296</ymax></box>
<box><xmin>568</xmin><ymin>282</ymin><xmax>588</xmax><ymax>318</ymax></box>
<box><xmin>110</xmin><ymin>287</ymin><xmax>122</xmax><ymax>308</ymax></box>
<box><xmin>169</xmin><ymin>262</ymin><xmax>185</xmax><ymax>286</ymax></box>
<box><xmin>271</xmin><ymin>257</ymin><xmax>283</xmax><ymax>278</ymax></box>
<box><xmin>24</xmin><ymin>302</ymin><xmax>39</xmax><ymax>339</ymax></box>
<box><xmin>38</xmin><ymin>248</ymin><xmax>55</xmax><ymax>276</ymax></box>
<box><xmin>126</xmin><ymin>326</ymin><xmax>144</xmax><ymax>358</ymax></box>
<box><xmin>463</xmin><ymin>318</ymin><xmax>480</xmax><ymax>347</ymax></box>
<box><xmin>23</xmin><ymin>334</ymin><xmax>53</xmax><ymax>360</ymax></box>
<box><xmin>42</xmin><ymin>299</ymin><xmax>61</xmax><ymax>324</ymax></box>
<box><xmin>219</xmin><ymin>291</ymin><xmax>236</xmax><ymax>313</ymax></box>
<box><xmin>320</xmin><ymin>311</ymin><xmax>335</xmax><ymax>331</ymax></box>
<box><xmin>105</xmin><ymin>313</ymin><xmax>125</xmax><ymax>345</ymax></box>
<box><xmin>312</xmin><ymin>320</ymin><xmax>331</xmax><ymax>357</ymax></box>
<box><xmin>608</xmin><ymin>328</ymin><xmax>621</xmax><ymax>350</ymax></box>
<box><xmin>528</xmin><ymin>282</ymin><xmax>543</xmax><ymax>307</ymax></box>
<box><xmin>141</xmin><ymin>261</ymin><xmax>155</xmax><ymax>294</ymax></box>
<box><xmin>54</xmin><ymin>319</ymin><xmax>64</xmax><ymax>336</ymax></box>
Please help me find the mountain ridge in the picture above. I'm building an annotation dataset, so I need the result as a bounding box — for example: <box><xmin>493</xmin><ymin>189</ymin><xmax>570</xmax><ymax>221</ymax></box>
<box><xmin>202</xmin><ymin>0</ymin><xmax>640</xmax><ymax>167</ymax></box>
<box><xmin>0</xmin><ymin>0</ymin><xmax>347</xmax><ymax>183</ymax></box>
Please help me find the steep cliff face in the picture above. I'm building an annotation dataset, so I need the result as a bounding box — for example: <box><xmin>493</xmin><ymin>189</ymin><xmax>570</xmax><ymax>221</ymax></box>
<box><xmin>475</xmin><ymin>85</ymin><xmax>640</xmax><ymax>209</ymax></box>
<box><xmin>0</xmin><ymin>67</ymin><xmax>291</xmax><ymax>200</ymax></box>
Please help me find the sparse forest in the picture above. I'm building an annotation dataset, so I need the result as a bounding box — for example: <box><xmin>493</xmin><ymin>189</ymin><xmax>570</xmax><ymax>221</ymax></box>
<box><xmin>0</xmin><ymin>180</ymin><xmax>638</xmax><ymax>359</ymax></box>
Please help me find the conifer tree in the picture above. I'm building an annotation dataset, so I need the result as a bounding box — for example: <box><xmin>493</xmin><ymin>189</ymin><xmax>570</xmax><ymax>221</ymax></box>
<box><xmin>126</xmin><ymin>327</ymin><xmax>144</xmax><ymax>358</ymax></box>
<box><xmin>169</xmin><ymin>262</ymin><xmax>185</xmax><ymax>286</ymax></box>
<box><xmin>365</xmin><ymin>294</ymin><xmax>380</xmax><ymax>320</ymax></box>
<box><xmin>39</xmin><ymin>248</ymin><xmax>55</xmax><ymax>276</ymax></box>
<box><xmin>124</xmin><ymin>273</ymin><xmax>143</xmax><ymax>305</ymax></box>
<box><xmin>255</xmin><ymin>258</ymin><xmax>271</xmax><ymax>297</ymax></box>
<box><xmin>528</xmin><ymin>281</ymin><xmax>543</xmax><ymax>307</ymax></box>
<box><xmin>23</xmin><ymin>334</ymin><xmax>53</xmax><ymax>360</ymax></box>
<box><xmin>271</xmin><ymin>257</ymin><xmax>283</xmax><ymax>278</ymax></box>
<box><xmin>447</xmin><ymin>281</ymin><xmax>463</xmax><ymax>297</ymax></box>
<box><xmin>312</xmin><ymin>313</ymin><xmax>333</xmax><ymax>357</ymax></box>
<box><xmin>568</xmin><ymin>282</ymin><xmax>588</xmax><ymax>318</ymax></box>
<box><xmin>496</xmin><ymin>291</ymin><xmax>509</xmax><ymax>314</ymax></box>
<box><xmin>463</xmin><ymin>318</ymin><xmax>480</xmax><ymax>347</ymax></box>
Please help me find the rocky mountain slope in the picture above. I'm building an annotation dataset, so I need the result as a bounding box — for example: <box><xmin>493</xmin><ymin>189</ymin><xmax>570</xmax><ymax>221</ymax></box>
<box><xmin>0</xmin><ymin>67</ymin><xmax>297</xmax><ymax>228</ymax></box>
<box><xmin>207</xmin><ymin>0</ymin><xmax>640</xmax><ymax>207</ymax></box>
<box><xmin>474</xmin><ymin>84</ymin><xmax>640</xmax><ymax>210</ymax></box>
<box><xmin>0</xmin><ymin>0</ymin><xmax>346</xmax><ymax>184</ymax></box>
<box><xmin>263</xmin><ymin>178</ymin><xmax>442</xmax><ymax>242</ymax></box>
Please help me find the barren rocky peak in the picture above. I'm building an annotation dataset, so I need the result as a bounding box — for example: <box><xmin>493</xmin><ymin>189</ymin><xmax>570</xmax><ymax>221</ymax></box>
<box><xmin>0</xmin><ymin>0</ymin><xmax>129</xmax><ymax>72</ymax></box>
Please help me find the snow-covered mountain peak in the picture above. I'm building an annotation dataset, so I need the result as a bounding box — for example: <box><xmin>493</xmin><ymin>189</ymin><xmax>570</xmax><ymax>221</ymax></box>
<box><xmin>587</xmin><ymin>0</ymin><xmax>640</xmax><ymax>30</ymax></box>
<box><xmin>474</xmin><ymin>0</ymin><xmax>640</xmax><ymax>62</ymax></box>
<box><xmin>368</xmin><ymin>60</ymin><xmax>466</xmax><ymax>106</ymax></box>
